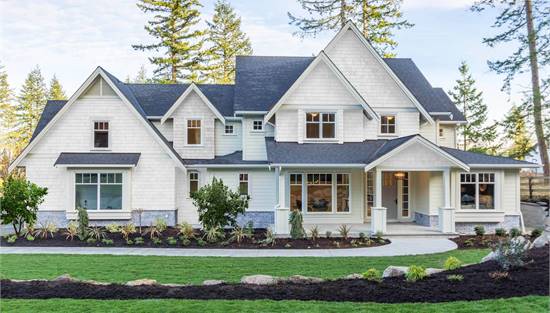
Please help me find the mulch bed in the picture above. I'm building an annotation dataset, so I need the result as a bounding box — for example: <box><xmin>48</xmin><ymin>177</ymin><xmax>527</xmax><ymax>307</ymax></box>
<box><xmin>2</xmin><ymin>247</ymin><xmax>548</xmax><ymax>303</ymax></box>
<box><xmin>1</xmin><ymin>228</ymin><xmax>389</xmax><ymax>249</ymax></box>
<box><xmin>450</xmin><ymin>234</ymin><xmax>539</xmax><ymax>249</ymax></box>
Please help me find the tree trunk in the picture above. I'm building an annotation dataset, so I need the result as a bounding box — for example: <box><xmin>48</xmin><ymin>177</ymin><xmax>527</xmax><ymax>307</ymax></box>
<box><xmin>340</xmin><ymin>0</ymin><xmax>347</xmax><ymax>28</ymax></box>
<box><xmin>525</xmin><ymin>0</ymin><xmax>550</xmax><ymax>176</ymax></box>
<box><xmin>362</xmin><ymin>0</ymin><xmax>368</xmax><ymax>37</ymax></box>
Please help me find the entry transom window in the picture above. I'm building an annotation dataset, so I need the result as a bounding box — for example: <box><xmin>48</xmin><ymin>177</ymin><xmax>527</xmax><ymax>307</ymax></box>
<box><xmin>306</xmin><ymin>112</ymin><xmax>335</xmax><ymax>139</ymax></box>
<box><xmin>224</xmin><ymin>125</ymin><xmax>234</xmax><ymax>135</ymax></box>
<box><xmin>460</xmin><ymin>173</ymin><xmax>495</xmax><ymax>210</ymax></box>
<box><xmin>252</xmin><ymin>120</ymin><xmax>263</xmax><ymax>131</ymax></box>
<box><xmin>75</xmin><ymin>172</ymin><xmax>122</xmax><ymax>211</ymax></box>
<box><xmin>380</xmin><ymin>115</ymin><xmax>396</xmax><ymax>134</ymax></box>
<box><xmin>93</xmin><ymin>121</ymin><xmax>109</xmax><ymax>148</ymax></box>
<box><xmin>189</xmin><ymin>172</ymin><xmax>199</xmax><ymax>196</ymax></box>
<box><xmin>239</xmin><ymin>173</ymin><xmax>249</xmax><ymax>195</ymax></box>
<box><xmin>187</xmin><ymin>119</ymin><xmax>201</xmax><ymax>145</ymax></box>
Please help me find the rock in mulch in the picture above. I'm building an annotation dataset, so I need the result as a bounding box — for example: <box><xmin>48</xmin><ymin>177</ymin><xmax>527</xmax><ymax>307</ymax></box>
<box><xmin>125</xmin><ymin>279</ymin><xmax>158</xmax><ymax>286</ymax></box>
<box><xmin>286</xmin><ymin>275</ymin><xmax>324</xmax><ymax>284</ymax></box>
<box><xmin>203</xmin><ymin>280</ymin><xmax>225</xmax><ymax>286</ymax></box>
<box><xmin>382</xmin><ymin>266</ymin><xmax>408</xmax><ymax>278</ymax></box>
<box><xmin>53</xmin><ymin>274</ymin><xmax>77</xmax><ymax>283</ymax></box>
<box><xmin>344</xmin><ymin>273</ymin><xmax>364</xmax><ymax>280</ymax></box>
<box><xmin>426</xmin><ymin>268</ymin><xmax>444</xmax><ymax>275</ymax></box>
<box><xmin>240</xmin><ymin>275</ymin><xmax>279</xmax><ymax>285</ymax></box>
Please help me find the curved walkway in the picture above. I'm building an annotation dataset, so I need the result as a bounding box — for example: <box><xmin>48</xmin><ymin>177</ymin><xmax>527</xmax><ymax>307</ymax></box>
<box><xmin>0</xmin><ymin>237</ymin><xmax>457</xmax><ymax>257</ymax></box>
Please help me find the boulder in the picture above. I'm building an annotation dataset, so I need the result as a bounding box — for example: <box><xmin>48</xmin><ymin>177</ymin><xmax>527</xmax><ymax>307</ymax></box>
<box><xmin>83</xmin><ymin>280</ymin><xmax>111</xmax><ymax>286</ymax></box>
<box><xmin>203</xmin><ymin>279</ymin><xmax>225</xmax><ymax>286</ymax></box>
<box><xmin>383</xmin><ymin>266</ymin><xmax>408</xmax><ymax>278</ymax></box>
<box><xmin>286</xmin><ymin>275</ymin><xmax>324</xmax><ymax>284</ymax></box>
<box><xmin>125</xmin><ymin>279</ymin><xmax>158</xmax><ymax>286</ymax></box>
<box><xmin>532</xmin><ymin>217</ymin><xmax>550</xmax><ymax>248</ymax></box>
<box><xmin>344</xmin><ymin>273</ymin><xmax>364</xmax><ymax>280</ymax></box>
<box><xmin>53</xmin><ymin>274</ymin><xmax>77</xmax><ymax>283</ymax></box>
<box><xmin>481</xmin><ymin>251</ymin><xmax>499</xmax><ymax>263</ymax></box>
<box><xmin>426</xmin><ymin>268</ymin><xmax>444</xmax><ymax>275</ymax></box>
<box><xmin>240</xmin><ymin>275</ymin><xmax>279</xmax><ymax>285</ymax></box>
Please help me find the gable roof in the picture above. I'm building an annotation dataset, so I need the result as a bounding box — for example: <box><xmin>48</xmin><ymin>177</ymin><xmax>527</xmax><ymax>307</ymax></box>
<box><xmin>441</xmin><ymin>147</ymin><xmax>539</xmax><ymax>167</ymax></box>
<box><xmin>160</xmin><ymin>83</ymin><xmax>226</xmax><ymax>124</ymax></box>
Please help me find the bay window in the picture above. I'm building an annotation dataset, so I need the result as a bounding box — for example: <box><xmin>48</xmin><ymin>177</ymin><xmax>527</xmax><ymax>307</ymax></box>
<box><xmin>306</xmin><ymin>112</ymin><xmax>335</xmax><ymax>139</ymax></box>
<box><xmin>75</xmin><ymin>172</ymin><xmax>122</xmax><ymax>210</ymax></box>
<box><xmin>460</xmin><ymin>173</ymin><xmax>495</xmax><ymax>210</ymax></box>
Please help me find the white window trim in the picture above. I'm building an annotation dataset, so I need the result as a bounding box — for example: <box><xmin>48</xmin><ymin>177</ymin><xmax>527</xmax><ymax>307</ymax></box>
<box><xmin>91</xmin><ymin>120</ymin><xmax>111</xmax><ymax>151</ymax></box>
<box><xmin>379</xmin><ymin>114</ymin><xmax>397</xmax><ymax>137</ymax></box>
<box><xmin>223</xmin><ymin>124</ymin><xmax>236</xmax><ymax>136</ymax></box>
<box><xmin>251</xmin><ymin>120</ymin><xmax>264</xmax><ymax>133</ymax></box>
<box><xmin>459</xmin><ymin>172</ymin><xmax>496</xmax><ymax>210</ymax></box>
<box><xmin>184</xmin><ymin>117</ymin><xmax>203</xmax><ymax>146</ymax></box>
<box><xmin>291</xmin><ymin>172</ymin><xmax>352</xmax><ymax>215</ymax></box>
<box><xmin>304</xmin><ymin>111</ymin><xmax>337</xmax><ymax>141</ymax></box>
<box><xmin>74</xmin><ymin>171</ymin><xmax>124</xmax><ymax>211</ymax></box>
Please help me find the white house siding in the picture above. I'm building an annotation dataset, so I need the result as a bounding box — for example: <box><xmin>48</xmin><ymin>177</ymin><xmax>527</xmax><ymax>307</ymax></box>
<box><xmin>410</xmin><ymin>171</ymin><xmax>429</xmax><ymax>215</ymax></box>
<box><xmin>378</xmin><ymin>142</ymin><xmax>456</xmax><ymax>170</ymax></box>
<box><xmin>437</xmin><ymin>124</ymin><xmax>457</xmax><ymax>148</ymax></box>
<box><xmin>172</xmin><ymin>92</ymin><xmax>216</xmax><ymax>159</ymax></box>
<box><xmin>372</xmin><ymin>109</ymin><xmax>419</xmax><ymax>137</ymax></box>
<box><xmin>343</xmin><ymin>109</ymin><xmax>365</xmax><ymax>142</ymax></box>
<box><xmin>419</xmin><ymin>122</ymin><xmax>436</xmax><ymax>143</ymax></box>
<box><xmin>242</xmin><ymin>117</ymin><xmax>267</xmax><ymax>160</ymax></box>
<box><xmin>21</xmin><ymin>95</ymin><xmax>177</xmax><ymax>218</ymax></box>
<box><xmin>502</xmin><ymin>169</ymin><xmax>521</xmax><ymax>214</ymax></box>
<box><xmin>214</xmin><ymin>120</ymin><xmax>242</xmax><ymax>155</ymax></box>
<box><xmin>428</xmin><ymin>172</ymin><xmax>444</xmax><ymax>215</ymax></box>
<box><xmin>326</xmin><ymin>29</ymin><xmax>416</xmax><ymax>109</ymax></box>
<box><xmin>151</xmin><ymin>119</ymin><xmax>174</xmax><ymax>142</ymax></box>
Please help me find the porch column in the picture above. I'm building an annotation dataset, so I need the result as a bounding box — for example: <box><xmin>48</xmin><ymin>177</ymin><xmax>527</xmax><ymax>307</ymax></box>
<box><xmin>371</xmin><ymin>168</ymin><xmax>387</xmax><ymax>234</ymax></box>
<box><xmin>274</xmin><ymin>167</ymin><xmax>290</xmax><ymax>235</ymax></box>
<box><xmin>439</xmin><ymin>168</ymin><xmax>455</xmax><ymax>233</ymax></box>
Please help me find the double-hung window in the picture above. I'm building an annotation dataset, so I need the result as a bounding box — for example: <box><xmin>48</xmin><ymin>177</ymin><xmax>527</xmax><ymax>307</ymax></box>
<box><xmin>460</xmin><ymin>173</ymin><xmax>495</xmax><ymax>210</ymax></box>
<box><xmin>239</xmin><ymin>173</ymin><xmax>249</xmax><ymax>196</ymax></box>
<box><xmin>306</xmin><ymin>112</ymin><xmax>335</xmax><ymax>139</ymax></box>
<box><xmin>75</xmin><ymin>173</ymin><xmax>122</xmax><ymax>210</ymax></box>
<box><xmin>189</xmin><ymin>172</ymin><xmax>199</xmax><ymax>196</ymax></box>
<box><xmin>187</xmin><ymin>119</ymin><xmax>201</xmax><ymax>145</ymax></box>
<box><xmin>93</xmin><ymin>121</ymin><xmax>109</xmax><ymax>148</ymax></box>
<box><xmin>380</xmin><ymin>115</ymin><xmax>396</xmax><ymax>134</ymax></box>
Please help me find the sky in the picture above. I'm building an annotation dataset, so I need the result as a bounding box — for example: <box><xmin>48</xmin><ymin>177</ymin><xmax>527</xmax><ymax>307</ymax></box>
<box><xmin>0</xmin><ymin>0</ymin><xmax>532</xmax><ymax>121</ymax></box>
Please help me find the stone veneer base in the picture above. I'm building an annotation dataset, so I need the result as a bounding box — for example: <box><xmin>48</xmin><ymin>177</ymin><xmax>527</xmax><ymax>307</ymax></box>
<box><xmin>414</xmin><ymin>212</ymin><xmax>521</xmax><ymax>234</ymax></box>
<box><xmin>37</xmin><ymin>210</ymin><xmax>177</xmax><ymax>227</ymax></box>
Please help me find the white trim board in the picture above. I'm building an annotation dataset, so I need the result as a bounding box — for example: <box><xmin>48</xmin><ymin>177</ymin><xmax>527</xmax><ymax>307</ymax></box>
<box><xmin>161</xmin><ymin>83</ymin><xmax>225</xmax><ymax>125</ymax></box>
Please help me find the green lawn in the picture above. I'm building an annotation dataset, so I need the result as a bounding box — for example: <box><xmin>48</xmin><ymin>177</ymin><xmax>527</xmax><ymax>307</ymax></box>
<box><xmin>0</xmin><ymin>249</ymin><xmax>488</xmax><ymax>284</ymax></box>
<box><xmin>2</xmin><ymin>297</ymin><xmax>548</xmax><ymax>313</ymax></box>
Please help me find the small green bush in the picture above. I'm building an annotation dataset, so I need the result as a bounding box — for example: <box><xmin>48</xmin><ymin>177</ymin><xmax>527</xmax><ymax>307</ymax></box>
<box><xmin>134</xmin><ymin>237</ymin><xmax>144</xmax><ymax>245</ymax></box>
<box><xmin>86</xmin><ymin>238</ymin><xmax>97</xmax><ymax>244</ymax></box>
<box><xmin>474</xmin><ymin>225</ymin><xmax>485</xmax><ymax>236</ymax></box>
<box><xmin>126</xmin><ymin>239</ymin><xmax>134</xmax><ymax>245</ymax></box>
<box><xmin>495</xmin><ymin>228</ymin><xmax>507</xmax><ymax>237</ymax></box>
<box><xmin>405</xmin><ymin>265</ymin><xmax>427</xmax><ymax>282</ymax></box>
<box><xmin>447</xmin><ymin>274</ymin><xmax>464</xmax><ymax>282</ymax></box>
<box><xmin>152</xmin><ymin>237</ymin><xmax>163</xmax><ymax>245</ymax></box>
<box><xmin>197</xmin><ymin>238</ymin><xmax>207</xmax><ymax>246</ymax></box>
<box><xmin>509</xmin><ymin>228</ymin><xmax>521</xmax><ymax>238</ymax></box>
<box><xmin>289</xmin><ymin>210</ymin><xmax>305</xmax><ymax>239</ymax></box>
<box><xmin>26</xmin><ymin>234</ymin><xmax>35</xmax><ymax>241</ymax></box>
<box><xmin>531</xmin><ymin>228</ymin><xmax>543</xmax><ymax>238</ymax></box>
<box><xmin>6</xmin><ymin>235</ymin><xmax>17</xmax><ymax>243</ymax></box>
<box><xmin>444</xmin><ymin>256</ymin><xmax>463</xmax><ymax>270</ymax></box>
<box><xmin>359</xmin><ymin>232</ymin><xmax>366</xmax><ymax>240</ymax></box>
<box><xmin>464</xmin><ymin>238</ymin><xmax>475</xmax><ymax>247</ymax></box>
<box><xmin>362</xmin><ymin>268</ymin><xmax>381</xmax><ymax>282</ymax></box>
<box><xmin>77</xmin><ymin>207</ymin><xmax>89</xmax><ymax>241</ymax></box>
<box><xmin>167</xmin><ymin>237</ymin><xmax>178</xmax><ymax>245</ymax></box>
<box><xmin>337</xmin><ymin>224</ymin><xmax>351</xmax><ymax>240</ymax></box>
<box><xmin>105</xmin><ymin>223</ymin><xmax>120</xmax><ymax>233</ymax></box>
<box><xmin>308</xmin><ymin>225</ymin><xmax>320</xmax><ymax>241</ymax></box>
<box><xmin>181</xmin><ymin>238</ymin><xmax>191</xmax><ymax>246</ymax></box>
<box><xmin>101</xmin><ymin>238</ymin><xmax>114</xmax><ymax>245</ymax></box>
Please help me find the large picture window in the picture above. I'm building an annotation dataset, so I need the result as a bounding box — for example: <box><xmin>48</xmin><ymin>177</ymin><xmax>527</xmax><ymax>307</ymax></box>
<box><xmin>460</xmin><ymin>173</ymin><xmax>495</xmax><ymax>210</ymax></box>
<box><xmin>307</xmin><ymin>174</ymin><xmax>332</xmax><ymax>212</ymax></box>
<box><xmin>187</xmin><ymin>119</ymin><xmax>201</xmax><ymax>145</ymax></box>
<box><xmin>306</xmin><ymin>112</ymin><xmax>335</xmax><ymax>139</ymax></box>
<box><xmin>75</xmin><ymin>173</ymin><xmax>122</xmax><ymax>211</ymax></box>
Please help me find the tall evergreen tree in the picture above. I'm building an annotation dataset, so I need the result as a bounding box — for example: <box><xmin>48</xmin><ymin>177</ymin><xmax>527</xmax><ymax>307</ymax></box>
<box><xmin>13</xmin><ymin>66</ymin><xmax>47</xmax><ymax>147</ymax></box>
<box><xmin>133</xmin><ymin>65</ymin><xmax>153</xmax><ymax>83</ymax></box>
<box><xmin>472</xmin><ymin>0</ymin><xmax>549</xmax><ymax>175</ymax></box>
<box><xmin>48</xmin><ymin>75</ymin><xmax>67</xmax><ymax>100</ymax></box>
<box><xmin>501</xmin><ymin>105</ymin><xmax>535</xmax><ymax>160</ymax></box>
<box><xmin>204</xmin><ymin>0</ymin><xmax>252</xmax><ymax>84</ymax></box>
<box><xmin>132</xmin><ymin>0</ymin><xmax>206</xmax><ymax>83</ymax></box>
<box><xmin>288</xmin><ymin>0</ymin><xmax>413</xmax><ymax>57</ymax></box>
<box><xmin>449</xmin><ymin>61</ymin><xmax>497</xmax><ymax>153</ymax></box>
<box><xmin>0</xmin><ymin>63</ymin><xmax>18</xmax><ymax>159</ymax></box>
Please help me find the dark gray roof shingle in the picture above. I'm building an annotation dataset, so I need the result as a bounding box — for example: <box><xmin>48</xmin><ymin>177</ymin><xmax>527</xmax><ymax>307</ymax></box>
<box><xmin>31</xmin><ymin>100</ymin><xmax>66</xmax><ymax>142</ymax></box>
<box><xmin>440</xmin><ymin>147</ymin><xmax>535</xmax><ymax>165</ymax></box>
<box><xmin>54</xmin><ymin>152</ymin><xmax>141</xmax><ymax>166</ymax></box>
<box><xmin>184</xmin><ymin>151</ymin><xmax>267</xmax><ymax>165</ymax></box>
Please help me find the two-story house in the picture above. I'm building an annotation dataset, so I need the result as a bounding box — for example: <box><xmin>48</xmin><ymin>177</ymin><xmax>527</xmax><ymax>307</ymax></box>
<box><xmin>10</xmin><ymin>22</ymin><xmax>538</xmax><ymax>235</ymax></box>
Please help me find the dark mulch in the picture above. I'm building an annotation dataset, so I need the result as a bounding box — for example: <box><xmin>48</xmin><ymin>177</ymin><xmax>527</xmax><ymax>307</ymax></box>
<box><xmin>1</xmin><ymin>228</ymin><xmax>388</xmax><ymax>249</ymax></box>
<box><xmin>450</xmin><ymin>235</ymin><xmax>539</xmax><ymax>249</ymax></box>
<box><xmin>2</xmin><ymin>247</ymin><xmax>548</xmax><ymax>303</ymax></box>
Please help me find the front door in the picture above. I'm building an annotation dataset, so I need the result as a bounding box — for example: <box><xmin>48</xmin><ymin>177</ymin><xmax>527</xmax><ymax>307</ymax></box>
<box><xmin>382</xmin><ymin>172</ymin><xmax>398</xmax><ymax>220</ymax></box>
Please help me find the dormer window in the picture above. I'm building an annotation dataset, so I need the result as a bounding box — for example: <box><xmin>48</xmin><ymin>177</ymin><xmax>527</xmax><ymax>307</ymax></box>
<box><xmin>306</xmin><ymin>112</ymin><xmax>335</xmax><ymax>139</ymax></box>
<box><xmin>380</xmin><ymin>115</ymin><xmax>396</xmax><ymax>134</ymax></box>
<box><xmin>187</xmin><ymin>119</ymin><xmax>201</xmax><ymax>145</ymax></box>
<box><xmin>93</xmin><ymin>121</ymin><xmax>109</xmax><ymax>148</ymax></box>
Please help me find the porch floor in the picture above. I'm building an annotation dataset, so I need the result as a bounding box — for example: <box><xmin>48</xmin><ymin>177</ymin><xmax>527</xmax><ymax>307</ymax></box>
<box><xmin>303</xmin><ymin>222</ymin><xmax>446</xmax><ymax>237</ymax></box>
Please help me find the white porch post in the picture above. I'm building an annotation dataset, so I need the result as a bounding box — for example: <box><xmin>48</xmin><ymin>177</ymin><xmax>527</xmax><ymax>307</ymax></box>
<box><xmin>274</xmin><ymin>167</ymin><xmax>290</xmax><ymax>235</ymax></box>
<box><xmin>371</xmin><ymin>168</ymin><xmax>387</xmax><ymax>234</ymax></box>
<box><xmin>439</xmin><ymin>168</ymin><xmax>455</xmax><ymax>233</ymax></box>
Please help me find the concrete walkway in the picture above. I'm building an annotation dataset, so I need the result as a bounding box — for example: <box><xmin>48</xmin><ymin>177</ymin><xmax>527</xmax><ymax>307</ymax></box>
<box><xmin>0</xmin><ymin>237</ymin><xmax>457</xmax><ymax>257</ymax></box>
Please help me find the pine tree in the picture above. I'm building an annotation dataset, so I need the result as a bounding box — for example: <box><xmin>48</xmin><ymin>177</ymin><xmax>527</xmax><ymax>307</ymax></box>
<box><xmin>132</xmin><ymin>0</ymin><xmax>206</xmax><ymax>83</ymax></box>
<box><xmin>13</xmin><ymin>66</ymin><xmax>48</xmax><ymax>147</ymax></box>
<box><xmin>48</xmin><ymin>75</ymin><xmax>67</xmax><ymax>100</ymax></box>
<box><xmin>288</xmin><ymin>0</ymin><xmax>413</xmax><ymax>57</ymax></box>
<box><xmin>204</xmin><ymin>0</ymin><xmax>252</xmax><ymax>84</ymax></box>
<box><xmin>472</xmin><ymin>0</ymin><xmax>549</xmax><ymax>175</ymax></box>
<box><xmin>449</xmin><ymin>61</ymin><xmax>497</xmax><ymax>154</ymax></box>
<box><xmin>0</xmin><ymin>63</ymin><xmax>17</xmax><ymax>157</ymax></box>
<box><xmin>501</xmin><ymin>105</ymin><xmax>535</xmax><ymax>160</ymax></box>
<box><xmin>133</xmin><ymin>65</ymin><xmax>153</xmax><ymax>83</ymax></box>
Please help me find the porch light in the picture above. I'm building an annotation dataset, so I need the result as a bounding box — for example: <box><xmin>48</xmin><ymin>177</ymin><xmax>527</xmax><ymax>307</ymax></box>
<box><xmin>394</xmin><ymin>172</ymin><xmax>406</xmax><ymax>180</ymax></box>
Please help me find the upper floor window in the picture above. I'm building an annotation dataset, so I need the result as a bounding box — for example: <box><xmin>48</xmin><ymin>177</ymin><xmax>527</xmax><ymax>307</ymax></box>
<box><xmin>93</xmin><ymin>121</ymin><xmax>109</xmax><ymax>148</ymax></box>
<box><xmin>239</xmin><ymin>173</ymin><xmax>249</xmax><ymax>195</ymax></box>
<box><xmin>306</xmin><ymin>112</ymin><xmax>335</xmax><ymax>139</ymax></box>
<box><xmin>187</xmin><ymin>119</ymin><xmax>201</xmax><ymax>145</ymax></box>
<box><xmin>224</xmin><ymin>124</ymin><xmax>234</xmax><ymax>135</ymax></box>
<box><xmin>189</xmin><ymin>172</ymin><xmax>199</xmax><ymax>196</ymax></box>
<box><xmin>439</xmin><ymin>128</ymin><xmax>444</xmax><ymax>137</ymax></box>
<box><xmin>380</xmin><ymin>115</ymin><xmax>396</xmax><ymax>134</ymax></box>
<box><xmin>252</xmin><ymin>120</ymin><xmax>263</xmax><ymax>131</ymax></box>
<box><xmin>460</xmin><ymin>173</ymin><xmax>495</xmax><ymax>210</ymax></box>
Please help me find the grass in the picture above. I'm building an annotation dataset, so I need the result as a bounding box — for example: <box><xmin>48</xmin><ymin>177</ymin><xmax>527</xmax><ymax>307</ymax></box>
<box><xmin>1</xmin><ymin>297</ymin><xmax>548</xmax><ymax>313</ymax></box>
<box><xmin>0</xmin><ymin>249</ymin><xmax>488</xmax><ymax>284</ymax></box>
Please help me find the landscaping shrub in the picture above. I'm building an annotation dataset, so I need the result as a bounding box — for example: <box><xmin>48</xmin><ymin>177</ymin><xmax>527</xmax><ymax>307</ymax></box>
<box><xmin>444</xmin><ymin>256</ymin><xmax>463</xmax><ymax>270</ymax></box>
<box><xmin>64</xmin><ymin>221</ymin><xmax>79</xmax><ymax>241</ymax></box>
<box><xmin>191</xmin><ymin>178</ymin><xmax>248</xmax><ymax>229</ymax></box>
<box><xmin>0</xmin><ymin>175</ymin><xmax>48</xmax><ymax>236</ymax></box>
<box><xmin>120</xmin><ymin>223</ymin><xmax>136</xmax><ymax>241</ymax></box>
<box><xmin>338</xmin><ymin>224</ymin><xmax>351</xmax><ymax>240</ymax></box>
<box><xmin>105</xmin><ymin>223</ymin><xmax>120</xmax><ymax>233</ymax></box>
<box><xmin>196</xmin><ymin>238</ymin><xmax>206</xmax><ymax>246</ymax></box>
<box><xmin>474</xmin><ymin>225</ymin><xmax>485</xmax><ymax>236</ymax></box>
<box><xmin>153</xmin><ymin>218</ymin><xmax>167</xmax><ymax>233</ymax></box>
<box><xmin>25</xmin><ymin>234</ymin><xmax>35</xmax><ymax>241</ymax></box>
<box><xmin>447</xmin><ymin>274</ymin><xmax>464</xmax><ymax>282</ymax></box>
<box><xmin>362</xmin><ymin>268</ymin><xmax>381</xmax><ymax>282</ymax></box>
<box><xmin>464</xmin><ymin>238</ymin><xmax>475</xmax><ymax>247</ymax></box>
<box><xmin>33</xmin><ymin>221</ymin><xmax>57</xmax><ymax>239</ymax></box>
<box><xmin>6</xmin><ymin>235</ymin><xmax>17</xmax><ymax>243</ymax></box>
<box><xmin>495</xmin><ymin>228</ymin><xmax>507</xmax><ymax>237</ymax></box>
<box><xmin>152</xmin><ymin>238</ymin><xmax>163</xmax><ymax>245</ymax></box>
<box><xmin>531</xmin><ymin>228</ymin><xmax>543</xmax><ymax>238</ymax></box>
<box><xmin>134</xmin><ymin>237</ymin><xmax>144</xmax><ymax>245</ymax></box>
<box><xmin>260</xmin><ymin>228</ymin><xmax>276</xmax><ymax>247</ymax></box>
<box><xmin>145</xmin><ymin>223</ymin><xmax>163</xmax><ymax>239</ymax></box>
<box><xmin>87</xmin><ymin>226</ymin><xmax>106</xmax><ymax>241</ymax></box>
<box><xmin>101</xmin><ymin>238</ymin><xmax>114</xmax><ymax>245</ymax></box>
<box><xmin>359</xmin><ymin>232</ymin><xmax>366</xmax><ymax>240</ymax></box>
<box><xmin>325</xmin><ymin>231</ymin><xmax>332</xmax><ymax>239</ymax></box>
<box><xmin>204</xmin><ymin>226</ymin><xmax>225</xmax><ymax>243</ymax></box>
<box><xmin>177</xmin><ymin>222</ymin><xmax>195</xmax><ymax>239</ymax></box>
<box><xmin>405</xmin><ymin>265</ymin><xmax>427</xmax><ymax>282</ymax></box>
<box><xmin>289</xmin><ymin>210</ymin><xmax>305</xmax><ymax>239</ymax></box>
<box><xmin>493</xmin><ymin>237</ymin><xmax>529</xmax><ymax>270</ymax></box>
<box><xmin>167</xmin><ymin>237</ymin><xmax>177</xmax><ymax>245</ymax></box>
<box><xmin>308</xmin><ymin>225</ymin><xmax>319</xmax><ymax>242</ymax></box>
<box><xmin>86</xmin><ymin>238</ymin><xmax>96</xmax><ymax>244</ymax></box>
<box><xmin>230</xmin><ymin>226</ymin><xmax>249</xmax><ymax>244</ymax></box>
<box><xmin>76</xmin><ymin>207</ymin><xmax>89</xmax><ymax>241</ymax></box>
<box><xmin>244</xmin><ymin>221</ymin><xmax>254</xmax><ymax>237</ymax></box>
<box><xmin>509</xmin><ymin>228</ymin><xmax>521</xmax><ymax>238</ymax></box>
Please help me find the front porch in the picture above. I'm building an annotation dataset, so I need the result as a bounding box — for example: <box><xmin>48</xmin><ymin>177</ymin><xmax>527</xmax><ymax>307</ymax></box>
<box><xmin>303</xmin><ymin>222</ymin><xmax>446</xmax><ymax>237</ymax></box>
